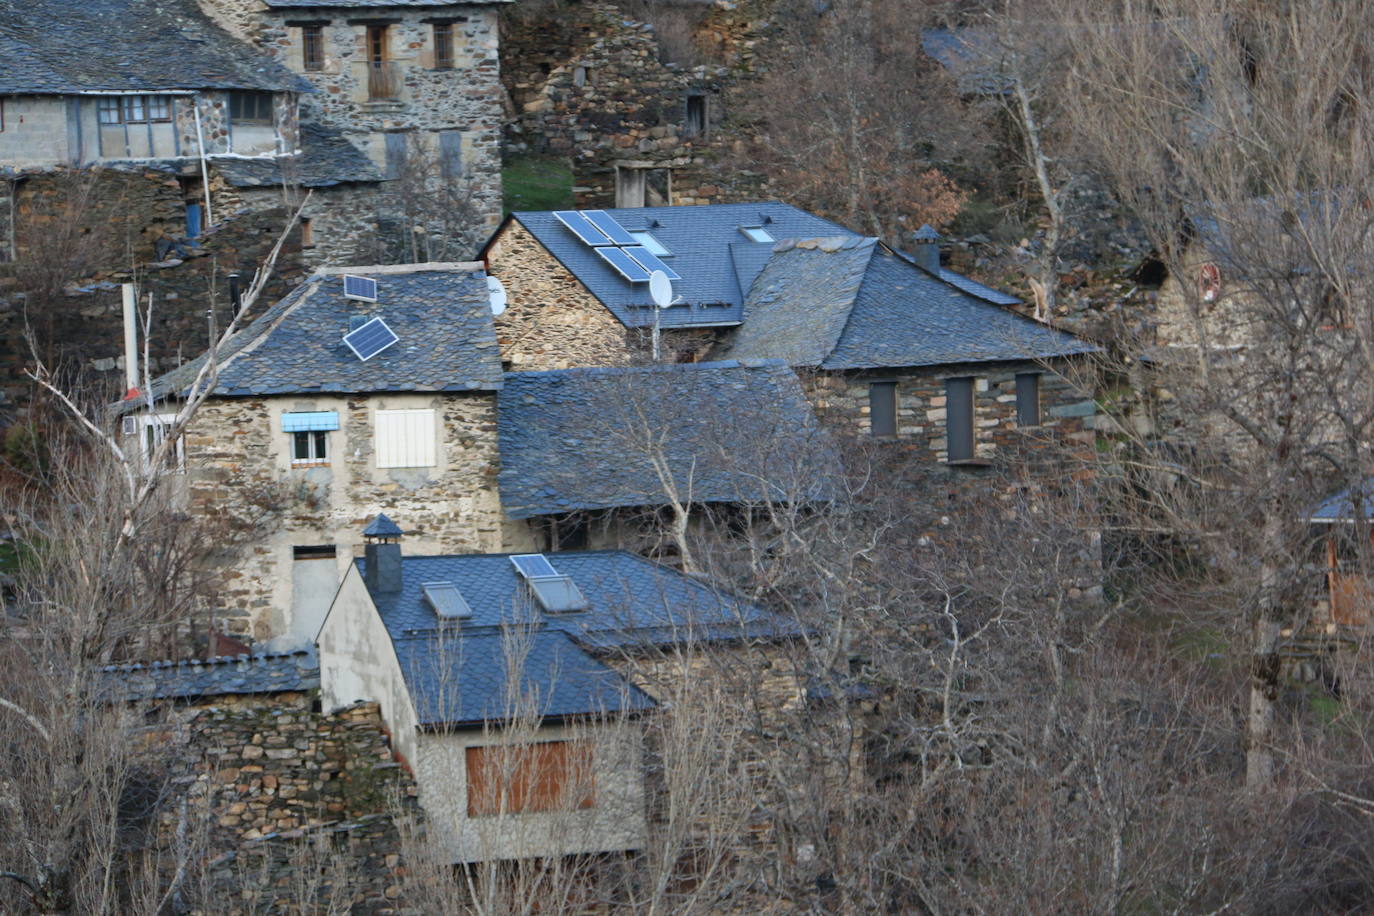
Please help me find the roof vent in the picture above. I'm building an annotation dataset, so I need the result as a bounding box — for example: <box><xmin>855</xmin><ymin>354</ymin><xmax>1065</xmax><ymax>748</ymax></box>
<box><xmin>510</xmin><ymin>553</ymin><xmax>589</xmax><ymax>613</ymax></box>
<box><xmin>343</xmin><ymin>275</ymin><xmax>378</xmax><ymax>302</ymax></box>
<box><xmin>423</xmin><ymin>581</ymin><xmax>474</xmax><ymax>619</ymax></box>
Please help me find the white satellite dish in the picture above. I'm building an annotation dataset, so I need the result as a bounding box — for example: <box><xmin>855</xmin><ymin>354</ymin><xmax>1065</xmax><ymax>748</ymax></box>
<box><xmin>649</xmin><ymin>270</ymin><xmax>673</xmax><ymax>309</ymax></box>
<box><xmin>486</xmin><ymin>275</ymin><xmax>507</xmax><ymax>317</ymax></box>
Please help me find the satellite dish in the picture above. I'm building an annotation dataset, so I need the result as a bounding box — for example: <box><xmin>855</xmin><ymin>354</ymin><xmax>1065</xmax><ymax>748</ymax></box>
<box><xmin>486</xmin><ymin>276</ymin><xmax>507</xmax><ymax>317</ymax></box>
<box><xmin>649</xmin><ymin>270</ymin><xmax>673</xmax><ymax>309</ymax></box>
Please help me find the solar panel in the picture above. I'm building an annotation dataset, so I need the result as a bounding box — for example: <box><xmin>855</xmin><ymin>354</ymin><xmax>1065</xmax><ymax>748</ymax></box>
<box><xmin>510</xmin><ymin>554</ymin><xmax>559</xmax><ymax>579</ymax></box>
<box><xmin>622</xmin><ymin>246</ymin><xmax>682</xmax><ymax>281</ymax></box>
<box><xmin>582</xmin><ymin>210</ymin><xmax>638</xmax><ymax>245</ymax></box>
<box><xmin>422</xmin><ymin>581</ymin><xmax>473</xmax><ymax>619</ymax></box>
<box><xmin>343</xmin><ymin>275</ymin><xmax>378</xmax><ymax>301</ymax></box>
<box><xmin>597</xmin><ymin>246</ymin><xmax>653</xmax><ymax>282</ymax></box>
<box><xmin>342</xmin><ymin>316</ymin><xmax>399</xmax><ymax>361</ymax></box>
<box><xmin>553</xmin><ymin>211</ymin><xmax>613</xmax><ymax>246</ymax></box>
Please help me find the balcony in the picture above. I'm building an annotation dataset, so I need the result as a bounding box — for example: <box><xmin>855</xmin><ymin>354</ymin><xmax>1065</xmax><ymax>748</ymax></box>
<box><xmin>367</xmin><ymin>62</ymin><xmax>402</xmax><ymax>101</ymax></box>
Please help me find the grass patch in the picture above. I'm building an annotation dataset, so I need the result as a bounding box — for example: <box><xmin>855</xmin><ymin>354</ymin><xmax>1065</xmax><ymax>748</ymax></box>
<box><xmin>503</xmin><ymin>155</ymin><xmax>574</xmax><ymax>214</ymax></box>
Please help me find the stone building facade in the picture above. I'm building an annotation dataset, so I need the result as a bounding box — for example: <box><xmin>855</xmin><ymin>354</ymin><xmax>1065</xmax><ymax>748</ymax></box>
<box><xmin>502</xmin><ymin>0</ymin><xmax>771</xmax><ymax>209</ymax></box>
<box><xmin>203</xmin><ymin>0</ymin><xmax>507</xmax><ymax>241</ymax></box>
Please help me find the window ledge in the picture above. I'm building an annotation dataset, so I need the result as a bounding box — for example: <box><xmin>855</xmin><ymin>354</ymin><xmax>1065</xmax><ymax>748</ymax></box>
<box><xmin>291</xmin><ymin>460</ymin><xmax>330</xmax><ymax>468</ymax></box>
<box><xmin>946</xmin><ymin>458</ymin><xmax>993</xmax><ymax>468</ymax></box>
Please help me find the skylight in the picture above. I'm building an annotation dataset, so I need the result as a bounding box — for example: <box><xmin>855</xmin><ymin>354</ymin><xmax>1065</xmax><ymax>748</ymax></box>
<box><xmin>423</xmin><ymin>581</ymin><xmax>473</xmax><ymax>619</ymax></box>
<box><xmin>342</xmin><ymin>316</ymin><xmax>399</xmax><ymax>361</ymax></box>
<box><xmin>510</xmin><ymin>553</ymin><xmax>589</xmax><ymax>614</ymax></box>
<box><xmin>629</xmin><ymin>232</ymin><xmax>670</xmax><ymax>256</ymax></box>
<box><xmin>740</xmin><ymin>226</ymin><xmax>774</xmax><ymax>243</ymax></box>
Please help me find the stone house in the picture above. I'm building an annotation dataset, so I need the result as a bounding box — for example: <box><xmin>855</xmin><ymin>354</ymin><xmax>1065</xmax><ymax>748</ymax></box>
<box><xmin>719</xmin><ymin>230</ymin><xmax>1100</xmax><ymax>465</ymax></box>
<box><xmin>131</xmin><ymin>261</ymin><xmax>830</xmax><ymax>644</ymax></box>
<box><xmin>135</xmin><ymin>261</ymin><xmax>515</xmax><ymax>644</ymax></box>
<box><xmin>203</xmin><ymin>0</ymin><xmax>509</xmax><ymax>245</ymax></box>
<box><xmin>481</xmin><ymin>201</ymin><xmax>855</xmax><ymax>369</ymax></box>
<box><xmin>317</xmin><ymin>518</ymin><xmax>801</xmax><ymax>863</ymax></box>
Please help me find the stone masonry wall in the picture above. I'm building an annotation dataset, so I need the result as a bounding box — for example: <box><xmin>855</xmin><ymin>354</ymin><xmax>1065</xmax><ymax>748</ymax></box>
<box><xmin>0</xmin><ymin>169</ymin><xmax>307</xmax><ymax>415</ymax></box>
<box><xmin>486</xmin><ymin>219</ymin><xmax>633</xmax><ymax>369</ymax></box>
<box><xmin>502</xmin><ymin>0</ymin><xmax>772</xmax><ymax>209</ymax></box>
<box><xmin>803</xmin><ymin>359</ymin><xmax>1098</xmax><ymax>465</ymax></box>
<box><xmin>157</xmin><ymin>697</ymin><xmax>417</xmax><ymax>913</ymax></box>
<box><xmin>185</xmin><ymin>391</ymin><xmax>514</xmax><ymax>641</ymax></box>
<box><xmin>202</xmin><ymin>0</ymin><xmax>505</xmax><ymax>243</ymax></box>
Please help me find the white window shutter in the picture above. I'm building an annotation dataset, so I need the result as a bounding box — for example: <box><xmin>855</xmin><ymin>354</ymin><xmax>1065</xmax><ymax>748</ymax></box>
<box><xmin>375</xmin><ymin>408</ymin><xmax>437</xmax><ymax>468</ymax></box>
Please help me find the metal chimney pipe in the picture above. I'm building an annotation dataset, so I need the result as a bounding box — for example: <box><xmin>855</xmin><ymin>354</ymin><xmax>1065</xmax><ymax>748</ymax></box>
<box><xmin>228</xmin><ymin>273</ymin><xmax>242</xmax><ymax>314</ymax></box>
<box><xmin>121</xmin><ymin>282</ymin><xmax>139</xmax><ymax>394</ymax></box>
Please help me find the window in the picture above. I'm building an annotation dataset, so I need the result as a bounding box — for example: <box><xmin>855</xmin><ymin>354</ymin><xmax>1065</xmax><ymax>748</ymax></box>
<box><xmin>366</xmin><ymin>25</ymin><xmax>398</xmax><ymax>100</ymax></box>
<box><xmin>433</xmin><ymin>23</ymin><xmax>454</xmax><ymax>69</ymax></box>
<box><xmin>98</xmin><ymin>97</ymin><xmax>122</xmax><ymax>124</ymax></box>
<box><xmin>300</xmin><ymin>217</ymin><xmax>314</xmax><ymax>248</ymax></box>
<box><xmin>438</xmin><ymin>130</ymin><xmax>463</xmax><ymax>179</ymax></box>
<box><xmin>291</xmin><ymin>430</ymin><xmax>328</xmax><ymax>465</ymax></box>
<box><xmin>945</xmin><ymin>377</ymin><xmax>975</xmax><ymax>462</ymax></box>
<box><xmin>98</xmin><ymin>95</ymin><xmax>173</xmax><ymax>125</ymax></box>
<box><xmin>740</xmin><ymin>226</ymin><xmax>773</xmax><ymax>243</ymax></box>
<box><xmin>629</xmin><ymin>231</ymin><xmax>670</xmax><ymax>256</ymax></box>
<box><xmin>125</xmin><ymin>413</ymin><xmax>185</xmax><ymax>474</ymax></box>
<box><xmin>684</xmin><ymin>93</ymin><xmax>706</xmax><ymax>137</ymax></box>
<box><xmin>1015</xmin><ymin>372</ymin><xmax>1041</xmax><ymax>427</ymax></box>
<box><xmin>302</xmin><ymin>25</ymin><xmax>325</xmax><ymax>71</ymax></box>
<box><xmin>869</xmin><ymin>381</ymin><xmax>897</xmax><ymax>436</ymax></box>
<box><xmin>466</xmin><ymin>742</ymin><xmax>595</xmax><ymax>817</ymax></box>
<box><xmin>229</xmin><ymin>92</ymin><xmax>274</xmax><ymax>125</ymax></box>
<box><xmin>375</xmin><ymin>408</ymin><xmax>437</xmax><ymax>468</ymax></box>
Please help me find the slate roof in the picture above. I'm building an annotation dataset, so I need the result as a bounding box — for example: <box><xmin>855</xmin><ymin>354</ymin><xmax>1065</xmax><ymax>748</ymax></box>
<box><xmin>101</xmin><ymin>649</ymin><xmax>319</xmax><ymax>702</ymax></box>
<box><xmin>143</xmin><ymin>265</ymin><xmax>502</xmax><ymax>401</ymax></box>
<box><xmin>359</xmin><ymin>549</ymin><xmax>798</xmax><ymax>727</ymax></box>
<box><xmin>1310</xmin><ymin>478</ymin><xmax>1374</xmax><ymax>521</ymax></box>
<box><xmin>213</xmin><ymin>124</ymin><xmax>386</xmax><ymax>189</ymax></box>
<box><xmin>920</xmin><ymin>27</ymin><xmax>1009</xmax><ymax>96</ymax></box>
<box><xmin>0</xmin><ymin>0</ymin><xmax>311</xmax><ymax>94</ymax></box>
<box><xmin>497</xmin><ymin>360</ymin><xmax>836</xmax><ymax>519</ymax></box>
<box><xmin>721</xmin><ymin>238</ymin><xmax>1097</xmax><ymax>371</ymax></box>
<box><xmin>496</xmin><ymin>203</ymin><xmax>857</xmax><ymax>329</ymax></box>
<box><xmin>266</xmin><ymin>0</ymin><xmax>504</xmax><ymax>6</ymax></box>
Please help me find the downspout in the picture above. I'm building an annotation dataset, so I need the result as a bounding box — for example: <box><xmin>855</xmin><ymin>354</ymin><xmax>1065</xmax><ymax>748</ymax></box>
<box><xmin>192</xmin><ymin>99</ymin><xmax>214</xmax><ymax>228</ymax></box>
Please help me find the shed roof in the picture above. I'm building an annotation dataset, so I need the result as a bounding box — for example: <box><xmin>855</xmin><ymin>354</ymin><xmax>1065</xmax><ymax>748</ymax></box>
<box><xmin>496</xmin><ymin>360</ymin><xmax>836</xmax><ymax>519</ymax></box>
<box><xmin>100</xmin><ymin>649</ymin><xmax>319</xmax><ymax>702</ymax></box>
<box><xmin>360</xmin><ymin>549</ymin><xmax>797</xmax><ymax>726</ymax></box>
<box><xmin>1310</xmin><ymin>478</ymin><xmax>1374</xmax><ymax>522</ymax></box>
<box><xmin>721</xmin><ymin>238</ymin><xmax>1096</xmax><ymax>370</ymax></box>
<box><xmin>0</xmin><ymin>0</ymin><xmax>311</xmax><ymax>94</ymax></box>
<box><xmin>144</xmin><ymin>264</ymin><xmax>503</xmax><ymax>400</ymax></box>
<box><xmin>213</xmin><ymin>124</ymin><xmax>386</xmax><ymax>189</ymax></box>
<box><xmin>497</xmin><ymin>203</ymin><xmax>856</xmax><ymax>329</ymax></box>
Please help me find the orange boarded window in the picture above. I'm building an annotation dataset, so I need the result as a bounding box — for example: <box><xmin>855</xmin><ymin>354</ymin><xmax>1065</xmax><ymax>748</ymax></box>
<box><xmin>466</xmin><ymin>741</ymin><xmax>595</xmax><ymax>817</ymax></box>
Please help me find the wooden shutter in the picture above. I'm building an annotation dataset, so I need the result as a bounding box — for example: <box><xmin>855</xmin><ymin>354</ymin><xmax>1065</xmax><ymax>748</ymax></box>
<box><xmin>1015</xmin><ymin>372</ymin><xmax>1041</xmax><ymax>427</ymax></box>
<box><xmin>868</xmin><ymin>381</ymin><xmax>897</xmax><ymax>436</ymax></box>
<box><xmin>945</xmin><ymin>377</ymin><xmax>974</xmax><ymax>461</ymax></box>
<box><xmin>375</xmin><ymin>408</ymin><xmax>436</xmax><ymax>469</ymax></box>
<box><xmin>466</xmin><ymin>742</ymin><xmax>595</xmax><ymax>817</ymax></box>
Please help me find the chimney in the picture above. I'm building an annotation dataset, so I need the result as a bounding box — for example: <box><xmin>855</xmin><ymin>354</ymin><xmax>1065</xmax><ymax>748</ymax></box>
<box><xmin>911</xmin><ymin>224</ymin><xmax>942</xmax><ymax>273</ymax></box>
<box><xmin>228</xmin><ymin>273</ymin><xmax>242</xmax><ymax>314</ymax></box>
<box><xmin>363</xmin><ymin>514</ymin><xmax>404</xmax><ymax>594</ymax></box>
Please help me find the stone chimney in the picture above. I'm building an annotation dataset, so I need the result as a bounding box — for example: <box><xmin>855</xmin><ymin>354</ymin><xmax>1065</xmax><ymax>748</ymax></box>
<box><xmin>363</xmin><ymin>514</ymin><xmax>403</xmax><ymax>594</ymax></box>
<box><xmin>911</xmin><ymin>224</ymin><xmax>942</xmax><ymax>273</ymax></box>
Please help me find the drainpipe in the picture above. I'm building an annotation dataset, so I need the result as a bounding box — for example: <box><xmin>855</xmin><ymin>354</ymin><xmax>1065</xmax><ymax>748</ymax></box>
<box><xmin>121</xmin><ymin>282</ymin><xmax>139</xmax><ymax>399</ymax></box>
<box><xmin>192</xmin><ymin>100</ymin><xmax>214</xmax><ymax>228</ymax></box>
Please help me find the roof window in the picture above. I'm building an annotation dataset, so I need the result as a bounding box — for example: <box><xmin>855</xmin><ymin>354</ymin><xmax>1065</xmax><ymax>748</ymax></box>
<box><xmin>740</xmin><ymin>226</ymin><xmax>773</xmax><ymax>243</ymax></box>
<box><xmin>629</xmin><ymin>231</ymin><xmax>671</xmax><ymax>256</ymax></box>
<box><xmin>510</xmin><ymin>554</ymin><xmax>589</xmax><ymax>614</ymax></box>
<box><xmin>423</xmin><ymin>581</ymin><xmax>474</xmax><ymax>619</ymax></box>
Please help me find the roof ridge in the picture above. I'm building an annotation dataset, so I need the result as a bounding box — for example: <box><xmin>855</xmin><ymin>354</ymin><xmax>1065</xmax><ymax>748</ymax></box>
<box><xmin>315</xmin><ymin>261</ymin><xmax>484</xmax><ymax>276</ymax></box>
<box><xmin>502</xmin><ymin>358</ymin><xmax>789</xmax><ymax>381</ymax></box>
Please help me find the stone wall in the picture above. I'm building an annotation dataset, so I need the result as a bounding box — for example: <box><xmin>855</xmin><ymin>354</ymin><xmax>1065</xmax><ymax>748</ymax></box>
<box><xmin>202</xmin><ymin>0</ymin><xmax>505</xmax><ymax>247</ymax></box>
<box><xmin>802</xmin><ymin>358</ymin><xmax>1098</xmax><ymax>465</ymax></box>
<box><xmin>184</xmin><ymin>391</ymin><xmax>519</xmax><ymax>640</ymax></box>
<box><xmin>156</xmin><ymin>696</ymin><xmax>417</xmax><ymax>913</ymax></box>
<box><xmin>501</xmin><ymin>0</ymin><xmax>772</xmax><ymax>209</ymax></box>
<box><xmin>486</xmin><ymin>219</ymin><xmax>633</xmax><ymax>369</ymax></box>
<box><xmin>0</xmin><ymin>169</ymin><xmax>307</xmax><ymax>414</ymax></box>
